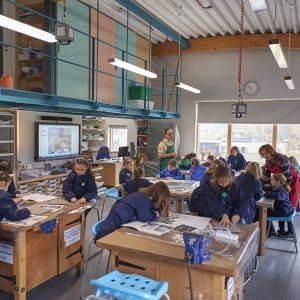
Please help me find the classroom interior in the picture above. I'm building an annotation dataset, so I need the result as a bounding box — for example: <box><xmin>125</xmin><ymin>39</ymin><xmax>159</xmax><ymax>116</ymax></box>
<box><xmin>1</xmin><ymin>0</ymin><xmax>300</xmax><ymax>299</ymax></box>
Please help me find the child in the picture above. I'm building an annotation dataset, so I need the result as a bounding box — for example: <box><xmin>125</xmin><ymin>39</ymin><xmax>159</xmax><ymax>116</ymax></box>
<box><xmin>288</xmin><ymin>156</ymin><xmax>300</xmax><ymax>175</ymax></box>
<box><xmin>0</xmin><ymin>161</ymin><xmax>21</xmax><ymax>198</ymax></box>
<box><xmin>189</xmin><ymin>158</ymin><xmax>206</xmax><ymax>182</ymax></box>
<box><xmin>94</xmin><ymin>181</ymin><xmax>171</xmax><ymax>239</ymax></box>
<box><xmin>123</xmin><ymin>167</ymin><xmax>152</xmax><ymax>195</ymax></box>
<box><xmin>189</xmin><ymin>166</ymin><xmax>242</xmax><ymax>226</ymax></box>
<box><xmin>235</xmin><ymin>162</ymin><xmax>263</xmax><ymax>223</ymax></box>
<box><xmin>227</xmin><ymin>146</ymin><xmax>246</xmax><ymax>171</ymax></box>
<box><xmin>119</xmin><ymin>158</ymin><xmax>133</xmax><ymax>184</ymax></box>
<box><xmin>178</xmin><ymin>153</ymin><xmax>197</xmax><ymax>170</ymax></box>
<box><xmin>158</xmin><ymin>159</ymin><xmax>183</xmax><ymax>180</ymax></box>
<box><xmin>265</xmin><ymin>173</ymin><xmax>294</xmax><ymax>236</ymax></box>
<box><xmin>202</xmin><ymin>155</ymin><xmax>214</xmax><ymax>167</ymax></box>
<box><xmin>200</xmin><ymin>159</ymin><xmax>226</xmax><ymax>186</ymax></box>
<box><xmin>62</xmin><ymin>157</ymin><xmax>97</xmax><ymax>204</ymax></box>
<box><xmin>0</xmin><ymin>172</ymin><xmax>30</xmax><ymax>221</ymax></box>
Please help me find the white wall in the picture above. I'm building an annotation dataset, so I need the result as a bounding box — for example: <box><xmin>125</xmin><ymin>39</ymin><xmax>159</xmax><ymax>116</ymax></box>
<box><xmin>172</xmin><ymin>48</ymin><xmax>300</xmax><ymax>154</ymax></box>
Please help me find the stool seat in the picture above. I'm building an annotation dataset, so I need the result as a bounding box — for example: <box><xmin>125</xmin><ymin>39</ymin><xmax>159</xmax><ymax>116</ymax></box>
<box><xmin>267</xmin><ymin>210</ymin><xmax>296</xmax><ymax>222</ymax></box>
<box><xmin>90</xmin><ymin>270</ymin><xmax>169</xmax><ymax>300</ymax></box>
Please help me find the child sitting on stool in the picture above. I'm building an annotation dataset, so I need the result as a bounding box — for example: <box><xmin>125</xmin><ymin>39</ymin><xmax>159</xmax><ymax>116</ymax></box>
<box><xmin>119</xmin><ymin>158</ymin><xmax>133</xmax><ymax>184</ymax></box>
<box><xmin>123</xmin><ymin>167</ymin><xmax>152</xmax><ymax>195</ymax></box>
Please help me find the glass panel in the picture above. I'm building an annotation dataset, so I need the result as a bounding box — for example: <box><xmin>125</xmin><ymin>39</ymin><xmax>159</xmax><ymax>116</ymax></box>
<box><xmin>231</xmin><ymin>124</ymin><xmax>273</xmax><ymax>163</ymax></box>
<box><xmin>277</xmin><ymin>124</ymin><xmax>300</xmax><ymax>157</ymax></box>
<box><xmin>197</xmin><ymin>123</ymin><xmax>228</xmax><ymax>160</ymax></box>
<box><xmin>110</xmin><ymin>127</ymin><xmax>128</xmax><ymax>152</ymax></box>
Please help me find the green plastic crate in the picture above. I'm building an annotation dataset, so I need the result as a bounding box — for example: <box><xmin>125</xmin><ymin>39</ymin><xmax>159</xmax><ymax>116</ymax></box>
<box><xmin>128</xmin><ymin>86</ymin><xmax>152</xmax><ymax>100</ymax></box>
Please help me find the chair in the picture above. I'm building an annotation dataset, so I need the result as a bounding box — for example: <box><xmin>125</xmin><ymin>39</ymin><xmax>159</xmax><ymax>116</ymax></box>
<box><xmin>81</xmin><ymin>220</ymin><xmax>111</xmax><ymax>300</ymax></box>
<box><xmin>266</xmin><ymin>210</ymin><xmax>298</xmax><ymax>253</ymax></box>
<box><xmin>90</xmin><ymin>270</ymin><xmax>170</xmax><ymax>300</ymax></box>
<box><xmin>100</xmin><ymin>188</ymin><xmax>121</xmax><ymax>219</ymax></box>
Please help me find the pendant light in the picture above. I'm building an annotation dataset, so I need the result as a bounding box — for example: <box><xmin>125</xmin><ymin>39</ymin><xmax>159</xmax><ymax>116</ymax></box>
<box><xmin>175</xmin><ymin>2</ymin><xmax>201</xmax><ymax>94</ymax></box>
<box><xmin>232</xmin><ymin>0</ymin><xmax>247</xmax><ymax>118</ymax></box>
<box><xmin>268</xmin><ymin>1</ymin><xmax>288</xmax><ymax>68</ymax></box>
<box><xmin>284</xmin><ymin>2</ymin><xmax>295</xmax><ymax>90</ymax></box>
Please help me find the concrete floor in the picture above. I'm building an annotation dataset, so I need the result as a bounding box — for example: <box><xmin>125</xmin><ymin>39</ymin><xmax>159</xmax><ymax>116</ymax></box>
<box><xmin>1</xmin><ymin>199</ymin><xmax>300</xmax><ymax>300</ymax></box>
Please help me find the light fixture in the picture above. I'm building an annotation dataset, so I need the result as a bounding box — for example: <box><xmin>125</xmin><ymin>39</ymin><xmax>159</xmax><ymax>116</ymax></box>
<box><xmin>108</xmin><ymin>57</ymin><xmax>157</xmax><ymax>79</ymax></box>
<box><xmin>284</xmin><ymin>76</ymin><xmax>295</xmax><ymax>90</ymax></box>
<box><xmin>268</xmin><ymin>39</ymin><xmax>288</xmax><ymax>68</ymax></box>
<box><xmin>248</xmin><ymin>0</ymin><xmax>267</xmax><ymax>11</ymax></box>
<box><xmin>0</xmin><ymin>14</ymin><xmax>57</xmax><ymax>43</ymax></box>
<box><xmin>175</xmin><ymin>82</ymin><xmax>200</xmax><ymax>94</ymax></box>
<box><xmin>175</xmin><ymin>3</ymin><xmax>201</xmax><ymax>94</ymax></box>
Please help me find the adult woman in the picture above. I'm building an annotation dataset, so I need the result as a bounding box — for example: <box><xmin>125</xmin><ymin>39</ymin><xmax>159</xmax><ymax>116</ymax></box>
<box><xmin>259</xmin><ymin>144</ymin><xmax>299</xmax><ymax>208</ymax></box>
<box><xmin>227</xmin><ymin>146</ymin><xmax>246</xmax><ymax>171</ymax></box>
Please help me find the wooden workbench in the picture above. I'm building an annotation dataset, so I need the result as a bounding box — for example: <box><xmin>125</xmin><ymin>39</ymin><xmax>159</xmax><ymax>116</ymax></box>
<box><xmin>97</xmin><ymin>223</ymin><xmax>259</xmax><ymax>300</ymax></box>
<box><xmin>98</xmin><ymin>161</ymin><xmax>123</xmax><ymax>187</ymax></box>
<box><xmin>0</xmin><ymin>199</ymin><xmax>91</xmax><ymax>300</ymax></box>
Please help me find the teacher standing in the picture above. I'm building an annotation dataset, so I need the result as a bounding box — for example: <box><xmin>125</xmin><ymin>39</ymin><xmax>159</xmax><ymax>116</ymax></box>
<box><xmin>157</xmin><ymin>128</ymin><xmax>176</xmax><ymax>170</ymax></box>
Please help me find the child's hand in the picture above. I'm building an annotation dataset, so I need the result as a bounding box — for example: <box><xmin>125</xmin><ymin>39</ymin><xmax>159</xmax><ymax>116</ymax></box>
<box><xmin>219</xmin><ymin>214</ymin><xmax>232</xmax><ymax>226</ymax></box>
<box><xmin>70</xmin><ymin>197</ymin><xmax>78</xmax><ymax>203</ymax></box>
<box><xmin>231</xmin><ymin>214</ymin><xmax>240</xmax><ymax>225</ymax></box>
<box><xmin>78</xmin><ymin>197</ymin><xmax>86</xmax><ymax>204</ymax></box>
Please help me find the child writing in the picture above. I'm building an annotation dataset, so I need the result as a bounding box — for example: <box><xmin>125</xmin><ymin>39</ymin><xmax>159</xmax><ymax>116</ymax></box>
<box><xmin>0</xmin><ymin>172</ymin><xmax>30</xmax><ymax>221</ymax></box>
<box><xmin>235</xmin><ymin>162</ymin><xmax>263</xmax><ymax>224</ymax></box>
<box><xmin>189</xmin><ymin>166</ymin><xmax>242</xmax><ymax>226</ymax></box>
<box><xmin>119</xmin><ymin>158</ymin><xmax>133</xmax><ymax>184</ymax></box>
<box><xmin>158</xmin><ymin>159</ymin><xmax>183</xmax><ymax>180</ymax></box>
<box><xmin>94</xmin><ymin>181</ymin><xmax>171</xmax><ymax>239</ymax></box>
<box><xmin>62</xmin><ymin>157</ymin><xmax>97</xmax><ymax>204</ymax></box>
<box><xmin>123</xmin><ymin>167</ymin><xmax>152</xmax><ymax>195</ymax></box>
<box><xmin>0</xmin><ymin>161</ymin><xmax>22</xmax><ymax>198</ymax></box>
<box><xmin>189</xmin><ymin>158</ymin><xmax>206</xmax><ymax>181</ymax></box>
<box><xmin>178</xmin><ymin>153</ymin><xmax>197</xmax><ymax>170</ymax></box>
<box><xmin>265</xmin><ymin>173</ymin><xmax>294</xmax><ymax>236</ymax></box>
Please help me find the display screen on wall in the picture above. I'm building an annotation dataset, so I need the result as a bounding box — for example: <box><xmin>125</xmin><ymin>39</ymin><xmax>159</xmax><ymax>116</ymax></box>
<box><xmin>35</xmin><ymin>123</ymin><xmax>80</xmax><ymax>160</ymax></box>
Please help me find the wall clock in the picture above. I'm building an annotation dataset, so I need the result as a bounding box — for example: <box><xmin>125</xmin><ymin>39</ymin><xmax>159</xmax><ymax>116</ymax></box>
<box><xmin>244</xmin><ymin>81</ymin><xmax>259</xmax><ymax>96</ymax></box>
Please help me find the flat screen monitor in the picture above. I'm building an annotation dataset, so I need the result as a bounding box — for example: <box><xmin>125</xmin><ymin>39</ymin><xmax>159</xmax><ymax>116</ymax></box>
<box><xmin>35</xmin><ymin>122</ymin><xmax>80</xmax><ymax>160</ymax></box>
<box><xmin>118</xmin><ymin>146</ymin><xmax>129</xmax><ymax>158</ymax></box>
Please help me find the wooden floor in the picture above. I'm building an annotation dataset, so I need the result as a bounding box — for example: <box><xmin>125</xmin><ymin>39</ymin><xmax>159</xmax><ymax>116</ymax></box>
<box><xmin>1</xmin><ymin>199</ymin><xmax>299</xmax><ymax>300</ymax></box>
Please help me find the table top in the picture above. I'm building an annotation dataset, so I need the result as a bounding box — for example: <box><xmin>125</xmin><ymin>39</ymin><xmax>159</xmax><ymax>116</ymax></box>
<box><xmin>0</xmin><ymin>197</ymin><xmax>93</xmax><ymax>233</ymax></box>
<box><xmin>256</xmin><ymin>197</ymin><xmax>274</xmax><ymax>208</ymax></box>
<box><xmin>96</xmin><ymin>220</ymin><xmax>259</xmax><ymax>277</ymax></box>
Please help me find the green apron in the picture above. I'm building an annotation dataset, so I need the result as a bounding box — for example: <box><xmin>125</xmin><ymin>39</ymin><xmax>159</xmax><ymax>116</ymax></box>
<box><xmin>160</xmin><ymin>143</ymin><xmax>175</xmax><ymax>170</ymax></box>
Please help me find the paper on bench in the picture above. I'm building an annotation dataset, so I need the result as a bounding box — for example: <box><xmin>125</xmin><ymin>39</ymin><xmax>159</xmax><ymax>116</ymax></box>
<box><xmin>23</xmin><ymin>193</ymin><xmax>56</xmax><ymax>203</ymax></box>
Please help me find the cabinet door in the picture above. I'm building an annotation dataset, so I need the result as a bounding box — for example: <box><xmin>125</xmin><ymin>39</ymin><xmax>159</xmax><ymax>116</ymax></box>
<box><xmin>58</xmin><ymin>213</ymin><xmax>85</xmax><ymax>274</ymax></box>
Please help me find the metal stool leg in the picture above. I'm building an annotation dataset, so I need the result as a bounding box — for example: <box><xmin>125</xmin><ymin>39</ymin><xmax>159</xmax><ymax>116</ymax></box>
<box><xmin>90</xmin><ymin>207</ymin><xmax>100</xmax><ymax>221</ymax></box>
<box><xmin>290</xmin><ymin>222</ymin><xmax>298</xmax><ymax>253</ymax></box>
<box><xmin>254</xmin><ymin>256</ymin><xmax>259</xmax><ymax>272</ymax></box>
<box><xmin>266</xmin><ymin>220</ymin><xmax>272</xmax><ymax>237</ymax></box>
<box><xmin>100</xmin><ymin>197</ymin><xmax>107</xmax><ymax>220</ymax></box>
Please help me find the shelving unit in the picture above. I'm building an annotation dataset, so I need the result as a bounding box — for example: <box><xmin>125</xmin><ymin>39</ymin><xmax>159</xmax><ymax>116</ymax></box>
<box><xmin>137</xmin><ymin>119</ymin><xmax>150</xmax><ymax>160</ymax></box>
<box><xmin>0</xmin><ymin>111</ymin><xmax>16</xmax><ymax>179</ymax></box>
<box><xmin>82</xmin><ymin>116</ymin><xmax>106</xmax><ymax>160</ymax></box>
<box><xmin>15</xmin><ymin>0</ymin><xmax>50</xmax><ymax>92</ymax></box>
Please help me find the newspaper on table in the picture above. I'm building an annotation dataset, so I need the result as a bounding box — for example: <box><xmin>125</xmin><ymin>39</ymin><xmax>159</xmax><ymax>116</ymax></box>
<box><xmin>22</xmin><ymin>193</ymin><xmax>56</xmax><ymax>203</ymax></box>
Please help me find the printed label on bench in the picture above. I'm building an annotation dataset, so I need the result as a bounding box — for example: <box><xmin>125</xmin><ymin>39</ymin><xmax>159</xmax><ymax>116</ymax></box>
<box><xmin>64</xmin><ymin>225</ymin><xmax>81</xmax><ymax>247</ymax></box>
<box><xmin>0</xmin><ymin>242</ymin><xmax>13</xmax><ymax>264</ymax></box>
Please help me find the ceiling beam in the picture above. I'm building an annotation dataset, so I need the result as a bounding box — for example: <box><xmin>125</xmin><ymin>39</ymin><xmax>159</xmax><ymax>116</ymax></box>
<box><xmin>114</xmin><ymin>0</ymin><xmax>190</xmax><ymax>48</ymax></box>
<box><xmin>152</xmin><ymin>33</ymin><xmax>300</xmax><ymax>56</ymax></box>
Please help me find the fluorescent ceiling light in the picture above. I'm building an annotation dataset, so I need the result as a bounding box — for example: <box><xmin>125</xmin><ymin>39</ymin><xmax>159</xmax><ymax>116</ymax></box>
<box><xmin>175</xmin><ymin>82</ymin><xmax>201</xmax><ymax>94</ymax></box>
<box><xmin>0</xmin><ymin>14</ymin><xmax>57</xmax><ymax>43</ymax></box>
<box><xmin>249</xmin><ymin>0</ymin><xmax>267</xmax><ymax>11</ymax></box>
<box><xmin>284</xmin><ymin>76</ymin><xmax>295</xmax><ymax>90</ymax></box>
<box><xmin>108</xmin><ymin>57</ymin><xmax>157</xmax><ymax>79</ymax></box>
<box><xmin>269</xmin><ymin>39</ymin><xmax>288</xmax><ymax>69</ymax></box>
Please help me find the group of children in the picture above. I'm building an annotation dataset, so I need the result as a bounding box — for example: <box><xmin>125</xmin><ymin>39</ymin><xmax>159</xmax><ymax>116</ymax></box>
<box><xmin>1</xmin><ymin>144</ymin><xmax>299</xmax><ymax>240</ymax></box>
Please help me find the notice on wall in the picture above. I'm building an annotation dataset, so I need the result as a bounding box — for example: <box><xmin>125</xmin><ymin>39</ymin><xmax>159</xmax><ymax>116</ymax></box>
<box><xmin>0</xmin><ymin>242</ymin><xmax>14</xmax><ymax>264</ymax></box>
<box><xmin>227</xmin><ymin>277</ymin><xmax>235</xmax><ymax>300</ymax></box>
<box><xmin>64</xmin><ymin>224</ymin><xmax>81</xmax><ymax>247</ymax></box>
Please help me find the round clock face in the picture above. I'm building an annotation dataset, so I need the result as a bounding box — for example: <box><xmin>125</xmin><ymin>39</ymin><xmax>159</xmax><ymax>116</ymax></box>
<box><xmin>244</xmin><ymin>81</ymin><xmax>259</xmax><ymax>96</ymax></box>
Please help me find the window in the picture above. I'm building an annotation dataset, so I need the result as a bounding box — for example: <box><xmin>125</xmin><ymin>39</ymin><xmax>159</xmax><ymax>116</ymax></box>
<box><xmin>197</xmin><ymin>123</ymin><xmax>228</xmax><ymax>160</ymax></box>
<box><xmin>277</xmin><ymin>124</ymin><xmax>300</xmax><ymax>158</ymax></box>
<box><xmin>231</xmin><ymin>124</ymin><xmax>273</xmax><ymax>163</ymax></box>
<box><xmin>109</xmin><ymin>126</ymin><xmax>128</xmax><ymax>152</ymax></box>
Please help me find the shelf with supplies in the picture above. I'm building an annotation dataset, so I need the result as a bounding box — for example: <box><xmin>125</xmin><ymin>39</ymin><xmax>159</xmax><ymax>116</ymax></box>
<box><xmin>0</xmin><ymin>110</ymin><xmax>16</xmax><ymax>179</ymax></box>
<box><xmin>137</xmin><ymin>119</ymin><xmax>149</xmax><ymax>158</ymax></box>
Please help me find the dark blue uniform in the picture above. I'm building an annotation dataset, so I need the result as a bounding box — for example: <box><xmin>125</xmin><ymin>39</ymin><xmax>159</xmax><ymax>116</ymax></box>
<box><xmin>189</xmin><ymin>182</ymin><xmax>241</xmax><ymax>220</ymax></box>
<box><xmin>265</xmin><ymin>186</ymin><xmax>293</xmax><ymax>217</ymax></box>
<box><xmin>123</xmin><ymin>179</ymin><xmax>152</xmax><ymax>195</ymax></box>
<box><xmin>7</xmin><ymin>179</ymin><xmax>19</xmax><ymax>198</ymax></box>
<box><xmin>227</xmin><ymin>153</ymin><xmax>246</xmax><ymax>171</ymax></box>
<box><xmin>95</xmin><ymin>191</ymin><xmax>157</xmax><ymax>240</ymax></box>
<box><xmin>62</xmin><ymin>172</ymin><xmax>97</xmax><ymax>201</ymax></box>
<box><xmin>0</xmin><ymin>189</ymin><xmax>30</xmax><ymax>221</ymax></box>
<box><xmin>189</xmin><ymin>165</ymin><xmax>206</xmax><ymax>181</ymax></box>
<box><xmin>159</xmin><ymin>168</ymin><xmax>183</xmax><ymax>180</ymax></box>
<box><xmin>235</xmin><ymin>172</ymin><xmax>263</xmax><ymax>223</ymax></box>
<box><xmin>119</xmin><ymin>168</ymin><xmax>133</xmax><ymax>184</ymax></box>
<box><xmin>200</xmin><ymin>173</ymin><xmax>212</xmax><ymax>186</ymax></box>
